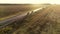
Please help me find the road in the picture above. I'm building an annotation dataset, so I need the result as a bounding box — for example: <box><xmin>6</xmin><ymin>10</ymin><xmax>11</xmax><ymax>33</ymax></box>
<box><xmin>13</xmin><ymin>5</ymin><xmax>60</xmax><ymax>34</ymax></box>
<box><xmin>0</xmin><ymin>7</ymin><xmax>47</xmax><ymax>28</ymax></box>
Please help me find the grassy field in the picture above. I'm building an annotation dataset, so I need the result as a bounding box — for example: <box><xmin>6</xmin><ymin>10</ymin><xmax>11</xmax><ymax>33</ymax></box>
<box><xmin>1</xmin><ymin>4</ymin><xmax>59</xmax><ymax>34</ymax></box>
<box><xmin>0</xmin><ymin>4</ymin><xmax>45</xmax><ymax>21</ymax></box>
<box><xmin>0</xmin><ymin>4</ymin><xmax>51</xmax><ymax>34</ymax></box>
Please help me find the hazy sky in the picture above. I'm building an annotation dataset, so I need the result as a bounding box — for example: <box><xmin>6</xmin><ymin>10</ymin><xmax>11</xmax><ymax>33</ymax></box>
<box><xmin>0</xmin><ymin>0</ymin><xmax>60</xmax><ymax>4</ymax></box>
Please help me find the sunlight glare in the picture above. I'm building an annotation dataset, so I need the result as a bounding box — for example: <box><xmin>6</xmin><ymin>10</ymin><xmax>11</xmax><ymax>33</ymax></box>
<box><xmin>0</xmin><ymin>0</ymin><xmax>60</xmax><ymax>4</ymax></box>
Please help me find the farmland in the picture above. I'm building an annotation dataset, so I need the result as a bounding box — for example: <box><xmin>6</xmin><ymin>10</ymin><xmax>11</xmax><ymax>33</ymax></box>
<box><xmin>0</xmin><ymin>4</ymin><xmax>45</xmax><ymax>21</ymax></box>
<box><xmin>0</xmin><ymin>4</ymin><xmax>60</xmax><ymax>34</ymax></box>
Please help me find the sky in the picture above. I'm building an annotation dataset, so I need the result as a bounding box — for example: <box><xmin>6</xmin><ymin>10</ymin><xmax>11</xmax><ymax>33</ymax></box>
<box><xmin>0</xmin><ymin>0</ymin><xmax>60</xmax><ymax>4</ymax></box>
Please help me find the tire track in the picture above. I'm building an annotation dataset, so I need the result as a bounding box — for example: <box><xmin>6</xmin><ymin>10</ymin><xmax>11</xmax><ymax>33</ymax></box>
<box><xmin>13</xmin><ymin>6</ymin><xmax>53</xmax><ymax>34</ymax></box>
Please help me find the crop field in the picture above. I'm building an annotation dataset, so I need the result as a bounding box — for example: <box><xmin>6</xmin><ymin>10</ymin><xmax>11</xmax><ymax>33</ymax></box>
<box><xmin>0</xmin><ymin>4</ymin><xmax>60</xmax><ymax>34</ymax></box>
<box><xmin>0</xmin><ymin>4</ymin><xmax>44</xmax><ymax>21</ymax></box>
